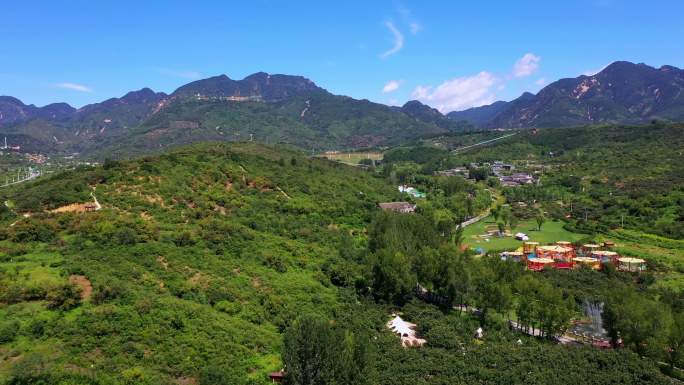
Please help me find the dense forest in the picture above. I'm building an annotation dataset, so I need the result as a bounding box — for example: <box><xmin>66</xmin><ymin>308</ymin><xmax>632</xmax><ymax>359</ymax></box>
<box><xmin>0</xmin><ymin>135</ymin><xmax>682</xmax><ymax>384</ymax></box>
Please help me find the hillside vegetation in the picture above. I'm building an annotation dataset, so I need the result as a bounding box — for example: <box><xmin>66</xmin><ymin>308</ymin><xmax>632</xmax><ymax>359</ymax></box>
<box><xmin>0</xmin><ymin>138</ymin><xmax>681</xmax><ymax>385</ymax></box>
<box><xmin>0</xmin><ymin>143</ymin><xmax>398</xmax><ymax>384</ymax></box>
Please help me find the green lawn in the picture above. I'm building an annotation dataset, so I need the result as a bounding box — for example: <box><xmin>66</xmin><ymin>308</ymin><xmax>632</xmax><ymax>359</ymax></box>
<box><xmin>462</xmin><ymin>217</ymin><xmax>585</xmax><ymax>252</ymax></box>
<box><xmin>0</xmin><ymin>251</ymin><xmax>64</xmax><ymax>287</ymax></box>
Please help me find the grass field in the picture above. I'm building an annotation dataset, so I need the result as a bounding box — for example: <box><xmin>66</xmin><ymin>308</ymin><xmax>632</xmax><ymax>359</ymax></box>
<box><xmin>318</xmin><ymin>152</ymin><xmax>383</xmax><ymax>164</ymax></box>
<box><xmin>462</xmin><ymin>217</ymin><xmax>585</xmax><ymax>252</ymax></box>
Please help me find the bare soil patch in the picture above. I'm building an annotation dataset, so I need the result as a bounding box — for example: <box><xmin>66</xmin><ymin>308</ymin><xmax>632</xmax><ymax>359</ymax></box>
<box><xmin>69</xmin><ymin>274</ymin><xmax>93</xmax><ymax>300</ymax></box>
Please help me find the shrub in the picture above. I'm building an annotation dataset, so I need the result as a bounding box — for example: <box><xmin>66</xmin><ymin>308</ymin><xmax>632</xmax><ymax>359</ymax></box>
<box><xmin>46</xmin><ymin>283</ymin><xmax>82</xmax><ymax>311</ymax></box>
<box><xmin>0</xmin><ymin>321</ymin><xmax>19</xmax><ymax>343</ymax></box>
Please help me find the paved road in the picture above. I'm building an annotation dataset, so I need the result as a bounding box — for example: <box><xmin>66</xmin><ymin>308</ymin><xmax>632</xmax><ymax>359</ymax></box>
<box><xmin>457</xmin><ymin>210</ymin><xmax>490</xmax><ymax>229</ymax></box>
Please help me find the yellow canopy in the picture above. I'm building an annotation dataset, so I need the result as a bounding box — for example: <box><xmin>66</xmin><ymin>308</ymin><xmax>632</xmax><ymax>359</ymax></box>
<box><xmin>537</xmin><ymin>245</ymin><xmax>573</xmax><ymax>253</ymax></box>
<box><xmin>592</xmin><ymin>250</ymin><xmax>618</xmax><ymax>256</ymax></box>
<box><xmin>618</xmin><ymin>257</ymin><xmax>646</xmax><ymax>264</ymax></box>
<box><xmin>502</xmin><ymin>251</ymin><xmax>524</xmax><ymax>256</ymax></box>
<box><xmin>574</xmin><ymin>257</ymin><xmax>599</xmax><ymax>263</ymax></box>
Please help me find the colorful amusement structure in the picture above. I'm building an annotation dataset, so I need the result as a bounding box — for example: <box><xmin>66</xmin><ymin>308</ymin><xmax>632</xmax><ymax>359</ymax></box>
<box><xmin>500</xmin><ymin>241</ymin><xmax>646</xmax><ymax>272</ymax></box>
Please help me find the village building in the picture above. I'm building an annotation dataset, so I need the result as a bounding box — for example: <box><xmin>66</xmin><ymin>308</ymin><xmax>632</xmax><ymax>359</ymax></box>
<box><xmin>379</xmin><ymin>202</ymin><xmax>416</xmax><ymax>213</ymax></box>
<box><xmin>398</xmin><ymin>185</ymin><xmax>426</xmax><ymax>198</ymax></box>
<box><xmin>536</xmin><ymin>245</ymin><xmax>575</xmax><ymax>269</ymax></box>
<box><xmin>435</xmin><ymin>167</ymin><xmax>469</xmax><ymax>178</ymax></box>
<box><xmin>499</xmin><ymin>173</ymin><xmax>535</xmax><ymax>187</ymax></box>
<box><xmin>268</xmin><ymin>371</ymin><xmax>285</xmax><ymax>384</ymax></box>
<box><xmin>84</xmin><ymin>203</ymin><xmax>98</xmax><ymax>212</ymax></box>
<box><xmin>617</xmin><ymin>257</ymin><xmax>647</xmax><ymax>272</ymax></box>
<box><xmin>527</xmin><ymin>257</ymin><xmax>555</xmax><ymax>271</ymax></box>
<box><xmin>491</xmin><ymin>161</ymin><xmax>515</xmax><ymax>175</ymax></box>
<box><xmin>591</xmin><ymin>250</ymin><xmax>619</xmax><ymax>264</ymax></box>
<box><xmin>574</xmin><ymin>257</ymin><xmax>601</xmax><ymax>270</ymax></box>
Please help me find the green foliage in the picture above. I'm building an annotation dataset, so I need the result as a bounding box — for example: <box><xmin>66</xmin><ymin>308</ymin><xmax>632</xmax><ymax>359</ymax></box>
<box><xmin>0</xmin><ymin>320</ymin><xmax>19</xmax><ymax>343</ymax></box>
<box><xmin>283</xmin><ymin>314</ymin><xmax>374</xmax><ymax>385</ymax></box>
<box><xmin>0</xmin><ymin>140</ymin><xmax>680</xmax><ymax>384</ymax></box>
<box><xmin>45</xmin><ymin>283</ymin><xmax>82</xmax><ymax>311</ymax></box>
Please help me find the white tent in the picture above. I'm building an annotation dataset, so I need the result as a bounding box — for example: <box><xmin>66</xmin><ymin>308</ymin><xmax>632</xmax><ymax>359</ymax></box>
<box><xmin>387</xmin><ymin>315</ymin><xmax>426</xmax><ymax>347</ymax></box>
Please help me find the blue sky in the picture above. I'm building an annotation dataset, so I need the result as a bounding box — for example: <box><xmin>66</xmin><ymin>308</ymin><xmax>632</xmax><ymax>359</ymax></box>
<box><xmin>2</xmin><ymin>0</ymin><xmax>683</xmax><ymax>111</ymax></box>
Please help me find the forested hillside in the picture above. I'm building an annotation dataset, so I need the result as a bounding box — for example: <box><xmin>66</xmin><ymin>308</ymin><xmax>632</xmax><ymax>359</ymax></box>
<box><xmin>0</xmin><ymin>141</ymin><xmax>680</xmax><ymax>384</ymax></box>
<box><xmin>0</xmin><ymin>143</ymin><xmax>399</xmax><ymax>383</ymax></box>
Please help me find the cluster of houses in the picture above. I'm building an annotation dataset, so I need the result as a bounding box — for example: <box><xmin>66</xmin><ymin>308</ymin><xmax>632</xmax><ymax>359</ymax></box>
<box><xmin>435</xmin><ymin>161</ymin><xmax>537</xmax><ymax>187</ymax></box>
<box><xmin>490</xmin><ymin>161</ymin><xmax>537</xmax><ymax>187</ymax></box>
<box><xmin>25</xmin><ymin>153</ymin><xmax>47</xmax><ymax>164</ymax></box>
<box><xmin>500</xmin><ymin>241</ymin><xmax>647</xmax><ymax>272</ymax></box>
<box><xmin>498</xmin><ymin>173</ymin><xmax>536</xmax><ymax>187</ymax></box>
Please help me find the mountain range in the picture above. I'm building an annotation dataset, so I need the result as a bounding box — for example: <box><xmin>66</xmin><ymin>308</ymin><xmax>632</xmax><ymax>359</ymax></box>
<box><xmin>448</xmin><ymin>61</ymin><xmax>684</xmax><ymax>128</ymax></box>
<box><xmin>1</xmin><ymin>60</ymin><xmax>683</xmax><ymax>156</ymax></box>
<box><xmin>0</xmin><ymin>74</ymin><xmax>467</xmax><ymax>156</ymax></box>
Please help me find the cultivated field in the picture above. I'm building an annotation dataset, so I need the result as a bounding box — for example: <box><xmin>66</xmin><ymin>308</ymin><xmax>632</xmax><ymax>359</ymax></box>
<box><xmin>317</xmin><ymin>152</ymin><xmax>383</xmax><ymax>164</ymax></box>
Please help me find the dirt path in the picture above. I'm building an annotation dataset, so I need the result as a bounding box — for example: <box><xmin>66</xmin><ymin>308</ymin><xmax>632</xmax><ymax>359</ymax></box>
<box><xmin>275</xmin><ymin>186</ymin><xmax>291</xmax><ymax>199</ymax></box>
<box><xmin>69</xmin><ymin>275</ymin><xmax>93</xmax><ymax>300</ymax></box>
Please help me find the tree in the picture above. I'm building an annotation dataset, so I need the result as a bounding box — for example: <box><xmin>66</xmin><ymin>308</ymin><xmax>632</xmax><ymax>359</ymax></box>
<box><xmin>283</xmin><ymin>315</ymin><xmax>334</xmax><ymax>385</ymax></box>
<box><xmin>535</xmin><ymin>212</ymin><xmax>546</xmax><ymax>231</ymax></box>
<box><xmin>509</xmin><ymin>215</ymin><xmax>519</xmax><ymax>231</ymax></box>
<box><xmin>666</xmin><ymin>312</ymin><xmax>684</xmax><ymax>371</ymax></box>
<box><xmin>433</xmin><ymin>251</ymin><xmax>471</xmax><ymax>310</ymax></box>
<box><xmin>604</xmin><ymin>291</ymin><xmax>673</xmax><ymax>357</ymax></box>
<box><xmin>514</xmin><ymin>275</ymin><xmax>573</xmax><ymax>337</ymax></box>
<box><xmin>331</xmin><ymin>330</ymin><xmax>375</xmax><ymax>385</ymax></box>
<box><xmin>473</xmin><ymin>265</ymin><xmax>513</xmax><ymax>324</ymax></box>
<box><xmin>283</xmin><ymin>315</ymin><xmax>375</xmax><ymax>385</ymax></box>
<box><xmin>500</xmin><ymin>207</ymin><xmax>511</xmax><ymax>229</ymax></box>
<box><xmin>46</xmin><ymin>283</ymin><xmax>81</xmax><ymax>311</ymax></box>
<box><xmin>491</xmin><ymin>205</ymin><xmax>501</xmax><ymax>223</ymax></box>
<box><xmin>369</xmin><ymin>250</ymin><xmax>415</xmax><ymax>305</ymax></box>
<box><xmin>497</xmin><ymin>222</ymin><xmax>506</xmax><ymax>237</ymax></box>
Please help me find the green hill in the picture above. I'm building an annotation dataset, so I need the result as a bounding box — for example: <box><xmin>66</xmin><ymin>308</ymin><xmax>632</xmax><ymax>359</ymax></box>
<box><xmin>0</xmin><ymin>143</ymin><xmax>398</xmax><ymax>383</ymax></box>
<box><xmin>0</xmin><ymin>141</ymin><xmax>678</xmax><ymax>385</ymax></box>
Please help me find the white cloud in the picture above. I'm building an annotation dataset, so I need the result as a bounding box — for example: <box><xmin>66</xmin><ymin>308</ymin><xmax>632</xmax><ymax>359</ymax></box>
<box><xmin>535</xmin><ymin>78</ymin><xmax>547</xmax><ymax>86</ymax></box>
<box><xmin>387</xmin><ymin>98</ymin><xmax>400</xmax><ymax>106</ymax></box>
<box><xmin>583</xmin><ymin>64</ymin><xmax>608</xmax><ymax>76</ymax></box>
<box><xmin>53</xmin><ymin>82</ymin><xmax>92</xmax><ymax>92</ymax></box>
<box><xmin>397</xmin><ymin>6</ymin><xmax>421</xmax><ymax>34</ymax></box>
<box><xmin>409</xmin><ymin>22</ymin><xmax>422</xmax><ymax>34</ymax></box>
<box><xmin>160</xmin><ymin>68</ymin><xmax>202</xmax><ymax>80</ymax></box>
<box><xmin>380</xmin><ymin>22</ymin><xmax>404</xmax><ymax>59</ymax></box>
<box><xmin>382</xmin><ymin>79</ymin><xmax>401</xmax><ymax>93</ymax></box>
<box><xmin>513</xmin><ymin>53</ymin><xmax>541</xmax><ymax>77</ymax></box>
<box><xmin>411</xmin><ymin>71</ymin><xmax>497</xmax><ymax>113</ymax></box>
